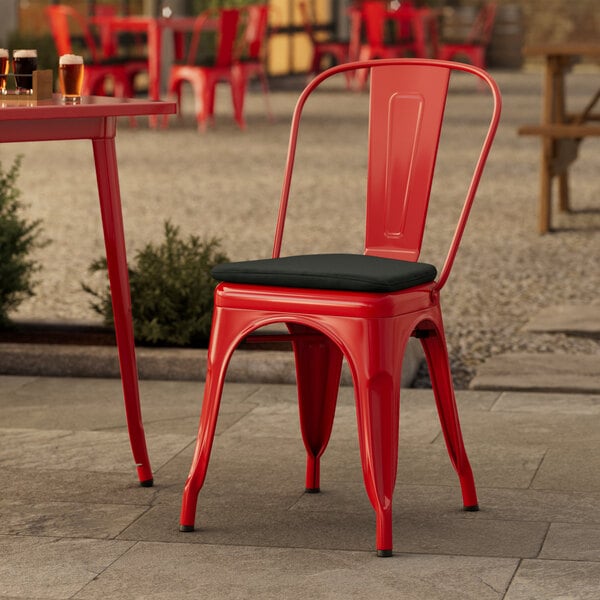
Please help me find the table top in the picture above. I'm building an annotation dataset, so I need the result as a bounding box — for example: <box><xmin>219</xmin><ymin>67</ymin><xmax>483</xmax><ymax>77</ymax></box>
<box><xmin>523</xmin><ymin>43</ymin><xmax>600</xmax><ymax>58</ymax></box>
<box><xmin>0</xmin><ymin>94</ymin><xmax>176</xmax><ymax>121</ymax></box>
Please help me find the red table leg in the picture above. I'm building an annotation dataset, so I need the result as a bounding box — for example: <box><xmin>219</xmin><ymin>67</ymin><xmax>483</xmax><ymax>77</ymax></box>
<box><xmin>92</xmin><ymin>126</ymin><xmax>153</xmax><ymax>486</ymax></box>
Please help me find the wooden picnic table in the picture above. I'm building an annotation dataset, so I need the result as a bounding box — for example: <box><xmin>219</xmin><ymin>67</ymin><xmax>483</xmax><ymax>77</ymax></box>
<box><xmin>518</xmin><ymin>43</ymin><xmax>600</xmax><ymax>233</ymax></box>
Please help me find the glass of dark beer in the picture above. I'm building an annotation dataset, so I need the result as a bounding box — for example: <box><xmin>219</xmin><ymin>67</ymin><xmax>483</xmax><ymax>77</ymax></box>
<box><xmin>13</xmin><ymin>49</ymin><xmax>37</xmax><ymax>94</ymax></box>
<box><xmin>0</xmin><ymin>49</ymin><xmax>8</xmax><ymax>94</ymax></box>
<box><xmin>59</xmin><ymin>54</ymin><xmax>84</xmax><ymax>103</ymax></box>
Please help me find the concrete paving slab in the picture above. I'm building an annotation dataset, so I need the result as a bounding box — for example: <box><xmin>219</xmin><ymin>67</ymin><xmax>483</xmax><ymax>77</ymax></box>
<box><xmin>458</xmin><ymin>410</ymin><xmax>600</xmax><ymax>446</ymax></box>
<box><xmin>539</xmin><ymin>522</ymin><xmax>600</xmax><ymax>561</ymax></box>
<box><xmin>2</xmin><ymin>375</ymin><xmax>600</xmax><ymax>597</ymax></box>
<box><xmin>0</xmin><ymin>428</ymin><xmax>192</xmax><ymax>473</ymax></box>
<box><xmin>118</xmin><ymin>502</ymin><xmax>548</xmax><ymax>559</ymax></box>
<box><xmin>0</xmin><ymin>536</ymin><xmax>134</xmax><ymax>599</ymax></box>
<box><xmin>397</xmin><ymin>442</ymin><xmax>546</xmax><ymax>490</ymax></box>
<box><xmin>523</xmin><ymin>304</ymin><xmax>600</xmax><ymax>337</ymax></box>
<box><xmin>531</xmin><ymin>443</ymin><xmax>600</xmax><ymax>493</ymax></box>
<box><xmin>73</xmin><ymin>542</ymin><xmax>519</xmax><ymax>600</ymax></box>
<box><xmin>469</xmin><ymin>353</ymin><xmax>600</xmax><ymax>393</ymax></box>
<box><xmin>492</xmin><ymin>391</ymin><xmax>600</xmax><ymax>415</ymax></box>
<box><xmin>0</xmin><ymin>499</ymin><xmax>147</xmax><ymax>539</ymax></box>
<box><xmin>0</xmin><ymin>467</ymin><xmax>157</xmax><ymax>505</ymax></box>
<box><xmin>505</xmin><ymin>559</ymin><xmax>600</xmax><ymax>600</ymax></box>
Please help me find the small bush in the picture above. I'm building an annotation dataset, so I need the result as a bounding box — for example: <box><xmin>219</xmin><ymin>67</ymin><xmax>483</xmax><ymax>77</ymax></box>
<box><xmin>83</xmin><ymin>221</ymin><xmax>229</xmax><ymax>347</ymax></box>
<box><xmin>0</xmin><ymin>156</ymin><xmax>47</xmax><ymax>326</ymax></box>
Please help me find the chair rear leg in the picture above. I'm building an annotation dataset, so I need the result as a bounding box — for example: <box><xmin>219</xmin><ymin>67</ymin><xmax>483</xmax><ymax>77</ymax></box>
<box><xmin>257</xmin><ymin>67</ymin><xmax>273</xmax><ymax>122</ymax></box>
<box><xmin>419</xmin><ymin>327</ymin><xmax>478</xmax><ymax>511</ymax></box>
<box><xmin>288</xmin><ymin>324</ymin><xmax>343</xmax><ymax>492</ymax></box>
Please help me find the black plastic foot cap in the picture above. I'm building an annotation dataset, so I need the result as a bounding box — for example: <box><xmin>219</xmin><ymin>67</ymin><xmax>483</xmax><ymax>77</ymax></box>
<box><xmin>305</xmin><ymin>487</ymin><xmax>320</xmax><ymax>493</ymax></box>
<box><xmin>377</xmin><ymin>549</ymin><xmax>393</xmax><ymax>558</ymax></box>
<box><xmin>140</xmin><ymin>478</ymin><xmax>154</xmax><ymax>488</ymax></box>
<box><xmin>179</xmin><ymin>524</ymin><xmax>195</xmax><ymax>532</ymax></box>
<box><xmin>464</xmin><ymin>504</ymin><xmax>479</xmax><ymax>512</ymax></box>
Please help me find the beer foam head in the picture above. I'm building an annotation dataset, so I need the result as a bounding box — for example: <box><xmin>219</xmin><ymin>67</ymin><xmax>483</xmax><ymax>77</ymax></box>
<box><xmin>59</xmin><ymin>54</ymin><xmax>84</xmax><ymax>65</ymax></box>
<box><xmin>13</xmin><ymin>49</ymin><xmax>37</xmax><ymax>58</ymax></box>
<box><xmin>0</xmin><ymin>49</ymin><xmax>8</xmax><ymax>58</ymax></box>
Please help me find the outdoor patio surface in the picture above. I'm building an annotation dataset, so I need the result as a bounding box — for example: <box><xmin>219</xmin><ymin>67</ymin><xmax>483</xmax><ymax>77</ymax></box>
<box><xmin>0</xmin><ymin>66</ymin><xmax>599</xmax><ymax>598</ymax></box>
<box><xmin>1</xmin><ymin>375</ymin><xmax>600</xmax><ymax>599</ymax></box>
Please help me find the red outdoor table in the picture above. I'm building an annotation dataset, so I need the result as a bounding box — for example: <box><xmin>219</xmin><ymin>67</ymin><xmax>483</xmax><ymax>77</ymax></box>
<box><xmin>0</xmin><ymin>94</ymin><xmax>176</xmax><ymax>485</ymax></box>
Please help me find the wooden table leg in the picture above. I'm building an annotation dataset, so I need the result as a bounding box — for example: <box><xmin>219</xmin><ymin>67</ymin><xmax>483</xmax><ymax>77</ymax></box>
<box><xmin>539</xmin><ymin>142</ymin><xmax>552</xmax><ymax>234</ymax></box>
<box><xmin>92</xmin><ymin>127</ymin><xmax>153</xmax><ymax>486</ymax></box>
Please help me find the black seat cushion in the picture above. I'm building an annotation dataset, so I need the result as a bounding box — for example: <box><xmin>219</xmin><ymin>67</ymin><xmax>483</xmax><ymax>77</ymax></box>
<box><xmin>211</xmin><ymin>254</ymin><xmax>437</xmax><ymax>293</ymax></box>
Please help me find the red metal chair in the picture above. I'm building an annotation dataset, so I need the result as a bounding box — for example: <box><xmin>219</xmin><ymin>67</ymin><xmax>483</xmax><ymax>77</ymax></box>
<box><xmin>434</xmin><ymin>2</ymin><xmax>498</xmax><ymax>70</ymax></box>
<box><xmin>234</xmin><ymin>4</ymin><xmax>273</xmax><ymax>123</ymax></box>
<box><xmin>45</xmin><ymin>5</ymin><xmax>146</xmax><ymax>98</ymax></box>
<box><xmin>179</xmin><ymin>59</ymin><xmax>502</xmax><ymax>556</ymax></box>
<box><xmin>168</xmin><ymin>8</ymin><xmax>243</xmax><ymax>130</ymax></box>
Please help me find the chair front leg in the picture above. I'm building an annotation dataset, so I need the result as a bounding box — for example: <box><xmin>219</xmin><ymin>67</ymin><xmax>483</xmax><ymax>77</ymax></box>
<box><xmin>179</xmin><ymin>307</ymin><xmax>240</xmax><ymax>531</ymax></box>
<box><xmin>347</xmin><ymin>319</ymin><xmax>406</xmax><ymax>556</ymax></box>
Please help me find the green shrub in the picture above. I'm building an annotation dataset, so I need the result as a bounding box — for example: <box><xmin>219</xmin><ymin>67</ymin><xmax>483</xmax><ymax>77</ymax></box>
<box><xmin>0</xmin><ymin>156</ymin><xmax>47</xmax><ymax>326</ymax></box>
<box><xmin>83</xmin><ymin>221</ymin><xmax>229</xmax><ymax>347</ymax></box>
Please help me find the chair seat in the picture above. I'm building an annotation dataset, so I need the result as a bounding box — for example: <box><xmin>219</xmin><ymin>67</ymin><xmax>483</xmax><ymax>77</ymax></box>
<box><xmin>212</xmin><ymin>253</ymin><xmax>437</xmax><ymax>292</ymax></box>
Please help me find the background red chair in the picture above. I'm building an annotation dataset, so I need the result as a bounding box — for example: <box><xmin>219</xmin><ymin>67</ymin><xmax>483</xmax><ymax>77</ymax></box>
<box><xmin>45</xmin><ymin>4</ymin><xmax>146</xmax><ymax>98</ymax></box>
<box><xmin>168</xmin><ymin>8</ymin><xmax>243</xmax><ymax>130</ymax></box>
<box><xmin>234</xmin><ymin>4</ymin><xmax>273</xmax><ymax>123</ymax></box>
<box><xmin>178</xmin><ymin>58</ymin><xmax>502</xmax><ymax>556</ymax></box>
<box><xmin>433</xmin><ymin>2</ymin><xmax>498</xmax><ymax>70</ymax></box>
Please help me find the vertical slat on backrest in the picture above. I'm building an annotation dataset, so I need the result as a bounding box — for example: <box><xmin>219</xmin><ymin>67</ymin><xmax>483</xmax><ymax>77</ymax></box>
<box><xmin>364</xmin><ymin>64</ymin><xmax>450</xmax><ymax>261</ymax></box>
<box><xmin>215</xmin><ymin>9</ymin><xmax>240</xmax><ymax>67</ymax></box>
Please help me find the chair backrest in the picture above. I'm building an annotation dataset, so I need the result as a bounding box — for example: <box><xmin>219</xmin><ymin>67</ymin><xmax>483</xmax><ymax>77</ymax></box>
<box><xmin>272</xmin><ymin>59</ymin><xmax>501</xmax><ymax>290</ymax></box>
<box><xmin>238</xmin><ymin>4</ymin><xmax>270</xmax><ymax>61</ymax></box>
<box><xmin>45</xmin><ymin>4</ymin><xmax>100</xmax><ymax>62</ymax></box>
<box><xmin>186</xmin><ymin>8</ymin><xmax>240</xmax><ymax>67</ymax></box>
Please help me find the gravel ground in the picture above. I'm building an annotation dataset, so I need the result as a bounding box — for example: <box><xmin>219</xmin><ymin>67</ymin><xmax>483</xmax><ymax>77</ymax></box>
<box><xmin>1</xmin><ymin>68</ymin><xmax>599</xmax><ymax>388</ymax></box>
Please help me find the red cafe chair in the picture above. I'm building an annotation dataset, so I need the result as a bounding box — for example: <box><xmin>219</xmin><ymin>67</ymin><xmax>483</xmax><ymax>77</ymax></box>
<box><xmin>168</xmin><ymin>8</ymin><xmax>243</xmax><ymax>130</ymax></box>
<box><xmin>233</xmin><ymin>4</ymin><xmax>273</xmax><ymax>123</ymax></box>
<box><xmin>45</xmin><ymin>5</ymin><xmax>146</xmax><ymax>98</ymax></box>
<box><xmin>178</xmin><ymin>59</ymin><xmax>502</xmax><ymax>556</ymax></box>
<box><xmin>435</xmin><ymin>2</ymin><xmax>498</xmax><ymax>70</ymax></box>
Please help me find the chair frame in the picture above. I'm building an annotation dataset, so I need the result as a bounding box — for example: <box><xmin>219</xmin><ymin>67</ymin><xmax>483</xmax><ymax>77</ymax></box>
<box><xmin>168</xmin><ymin>8</ymin><xmax>244</xmax><ymax>130</ymax></box>
<box><xmin>179</xmin><ymin>59</ymin><xmax>502</xmax><ymax>556</ymax></box>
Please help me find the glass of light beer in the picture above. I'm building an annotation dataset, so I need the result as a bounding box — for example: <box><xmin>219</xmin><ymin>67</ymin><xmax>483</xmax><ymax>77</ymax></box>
<box><xmin>0</xmin><ymin>49</ymin><xmax>9</xmax><ymax>94</ymax></box>
<box><xmin>13</xmin><ymin>49</ymin><xmax>38</xmax><ymax>94</ymax></box>
<box><xmin>58</xmin><ymin>54</ymin><xmax>84</xmax><ymax>103</ymax></box>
